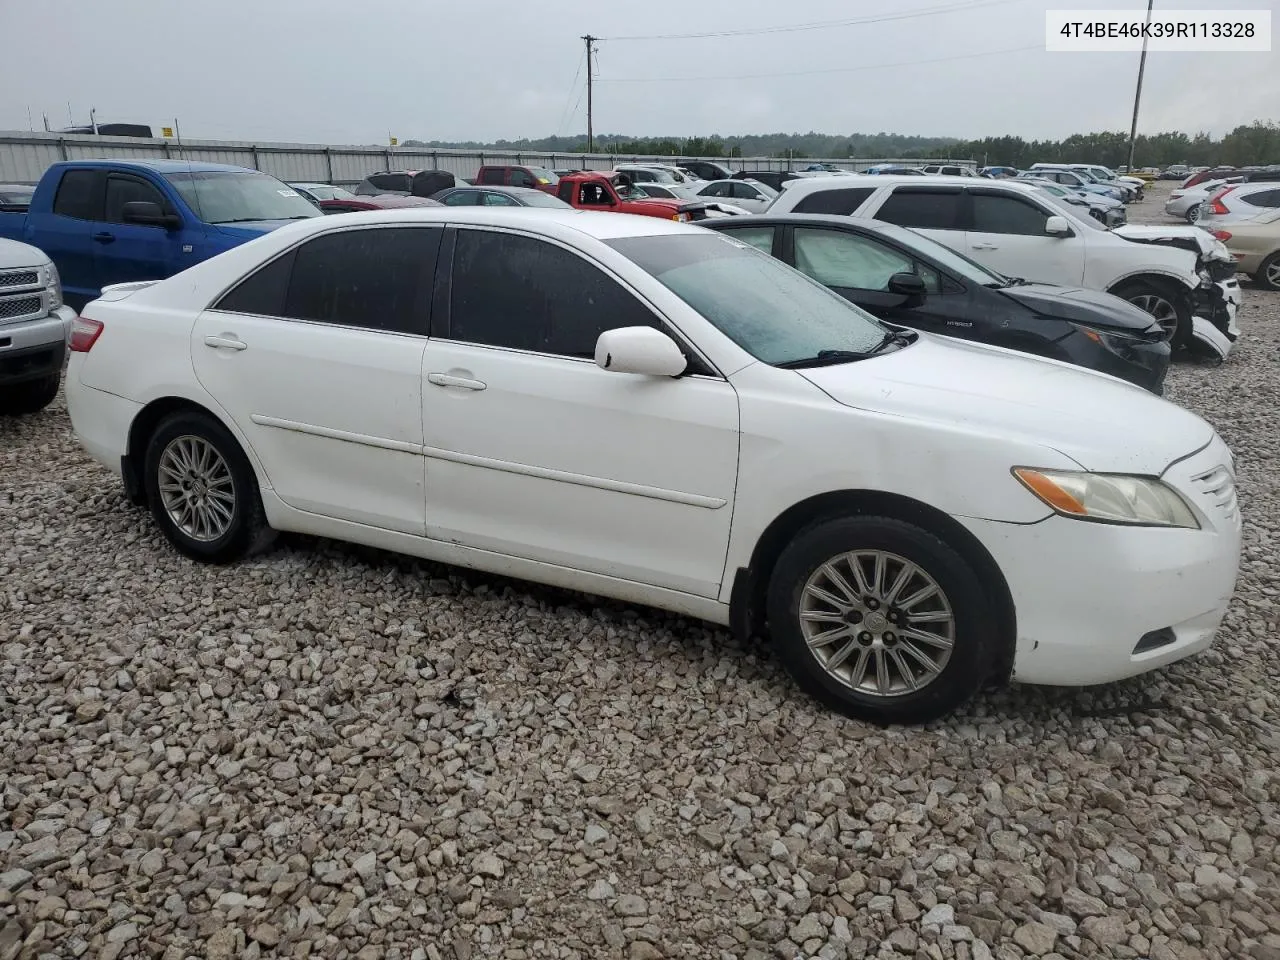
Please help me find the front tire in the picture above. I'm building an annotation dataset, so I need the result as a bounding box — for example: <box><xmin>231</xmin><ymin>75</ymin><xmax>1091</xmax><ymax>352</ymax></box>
<box><xmin>1111</xmin><ymin>279</ymin><xmax>1191</xmax><ymax>350</ymax></box>
<box><xmin>143</xmin><ymin>410</ymin><xmax>274</xmax><ymax>563</ymax></box>
<box><xmin>0</xmin><ymin>372</ymin><xmax>60</xmax><ymax>415</ymax></box>
<box><xmin>766</xmin><ymin>516</ymin><xmax>994</xmax><ymax>725</ymax></box>
<box><xmin>1255</xmin><ymin>252</ymin><xmax>1280</xmax><ymax>292</ymax></box>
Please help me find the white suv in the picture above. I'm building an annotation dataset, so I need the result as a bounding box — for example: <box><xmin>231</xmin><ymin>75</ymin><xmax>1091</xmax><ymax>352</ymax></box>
<box><xmin>767</xmin><ymin>175</ymin><xmax>1239</xmax><ymax>348</ymax></box>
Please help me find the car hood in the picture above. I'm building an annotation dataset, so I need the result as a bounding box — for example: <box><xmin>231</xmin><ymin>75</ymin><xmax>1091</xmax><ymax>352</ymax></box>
<box><xmin>999</xmin><ymin>283</ymin><xmax>1161</xmax><ymax>334</ymax></box>
<box><xmin>796</xmin><ymin>334</ymin><xmax>1212</xmax><ymax>473</ymax></box>
<box><xmin>0</xmin><ymin>237</ymin><xmax>49</xmax><ymax>269</ymax></box>
<box><xmin>211</xmin><ymin>220</ymin><xmax>314</xmax><ymax>241</ymax></box>
<box><xmin>1114</xmin><ymin>224</ymin><xmax>1233</xmax><ymax>262</ymax></box>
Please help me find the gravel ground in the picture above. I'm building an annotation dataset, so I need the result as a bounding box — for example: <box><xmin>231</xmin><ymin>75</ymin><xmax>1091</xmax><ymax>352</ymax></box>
<box><xmin>2</xmin><ymin>182</ymin><xmax>1278</xmax><ymax>960</ymax></box>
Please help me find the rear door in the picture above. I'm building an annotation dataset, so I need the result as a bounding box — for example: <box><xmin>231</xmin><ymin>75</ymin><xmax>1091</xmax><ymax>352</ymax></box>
<box><xmin>41</xmin><ymin>168</ymin><xmax>101</xmax><ymax>304</ymax></box>
<box><xmin>94</xmin><ymin>172</ymin><xmax>195</xmax><ymax>289</ymax></box>
<box><xmin>191</xmin><ymin>225</ymin><xmax>440</xmax><ymax>534</ymax></box>
<box><xmin>862</xmin><ymin>185</ymin><xmax>965</xmax><ymax>251</ymax></box>
<box><xmin>963</xmin><ymin>188</ymin><xmax>1085</xmax><ymax>285</ymax></box>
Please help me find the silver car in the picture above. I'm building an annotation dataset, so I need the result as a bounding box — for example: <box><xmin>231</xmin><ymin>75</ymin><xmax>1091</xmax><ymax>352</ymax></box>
<box><xmin>1164</xmin><ymin>178</ymin><xmax>1242</xmax><ymax>224</ymax></box>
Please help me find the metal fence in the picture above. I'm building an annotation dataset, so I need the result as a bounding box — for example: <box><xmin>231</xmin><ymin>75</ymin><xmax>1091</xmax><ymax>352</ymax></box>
<box><xmin>0</xmin><ymin>130</ymin><xmax>975</xmax><ymax>186</ymax></box>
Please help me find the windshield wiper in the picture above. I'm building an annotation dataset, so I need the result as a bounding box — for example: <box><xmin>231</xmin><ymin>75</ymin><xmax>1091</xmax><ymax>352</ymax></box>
<box><xmin>865</xmin><ymin>329</ymin><xmax>916</xmax><ymax>354</ymax></box>
<box><xmin>778</xmin><ymin>331</ymin><xmax>915</xmax><ymax>369</ymax></box>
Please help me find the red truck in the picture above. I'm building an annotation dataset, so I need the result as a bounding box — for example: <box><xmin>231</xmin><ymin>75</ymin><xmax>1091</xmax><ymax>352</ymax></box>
<box><xmin>555</xmin><ymin>172</ymin><xmax>710</xmax><ymax>222</ymax></box>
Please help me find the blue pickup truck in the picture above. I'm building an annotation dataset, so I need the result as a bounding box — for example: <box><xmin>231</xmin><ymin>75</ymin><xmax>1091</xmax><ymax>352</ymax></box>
<box><xmin>0</xmin><ymin>160</ymin><xmax>322</xmax><ymax>308</ymax></box>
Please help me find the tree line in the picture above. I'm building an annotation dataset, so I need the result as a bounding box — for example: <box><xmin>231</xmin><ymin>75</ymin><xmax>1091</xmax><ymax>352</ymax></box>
<box><xmin>404</xmin><ymin>121</ymin><xmax>1279</xmax><ymax>167</ymax></box>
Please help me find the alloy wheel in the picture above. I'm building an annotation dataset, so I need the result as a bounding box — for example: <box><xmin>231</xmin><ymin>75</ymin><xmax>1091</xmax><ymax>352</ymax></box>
<box><xmin>1267</xmin><ymin>259</ymin><xmax>1280</xmax><ymax>290</ymax></box>
<box><xmin>157</xmin><ymin>435</ymin><xmax>236</xmax><ymax>542</ymax></box>
<box><xmin>798</xmin><ymin>550</ymin><xmax>955</xmax><ymax>698</ymax></box>
<box><xmin>1127</xmin><ymin>293</ymin><xmax>1179</xmax><ymax>341</ymax></box>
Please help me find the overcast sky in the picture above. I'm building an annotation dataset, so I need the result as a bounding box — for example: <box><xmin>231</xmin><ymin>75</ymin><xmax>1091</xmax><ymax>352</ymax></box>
<box><xmin>1</xmin><ymin>0</ymin><xmax>1274</xmax><ymax>145</ymax></box>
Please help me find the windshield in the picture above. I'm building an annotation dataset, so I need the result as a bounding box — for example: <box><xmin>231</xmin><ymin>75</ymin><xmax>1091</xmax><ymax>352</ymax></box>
<box><xmin>0</xmin><ymin>185</ymin><xmax>34</xmax><ymax>206</ymax></box>
<box><xmin>165</xmin><ymin>171</ymin><xmax>322</xmax><ymax>224</ymax></box>
<box><xmin>519</xmin><ymin>191</ymin><xmax>572</xmax><ymax>208</ymax></box>
<box><xmin>608</xmin><ymin>233</ymin><xmax>890</xmax><ymax>366</ymax></box>
<box><xmin>304</xmin><ymin>184</ymin><xmax>355</xmax><ymax>201</ymax></box>
<box><xmin>611</xmin><ymin>177</ymin><xmax>650</xmax><ymax>200</ymax></box>
<box><xmin>528</xmin><ymin>167</ymin><xmax>559</xmax><ymax>185</ymax></box>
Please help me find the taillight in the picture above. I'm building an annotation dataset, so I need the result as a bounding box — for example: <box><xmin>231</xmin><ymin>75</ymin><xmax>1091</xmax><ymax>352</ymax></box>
<box><xmin>1208</xmin><ymin>187</ymin><xmax>1235</xmax><ymax>215</ymax></box>
<box><xmin>1212</xmin><ymin>230</ymin><xmax>1232</xmax><ymax>242</ymax></box>
<box><xmin>69</xmin><ymin>316</ymin><xmax>104</xmax><ymax>352</ymax></box>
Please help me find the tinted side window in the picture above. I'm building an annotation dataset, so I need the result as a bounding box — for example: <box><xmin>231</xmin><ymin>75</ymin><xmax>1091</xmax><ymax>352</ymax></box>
<box><xmin>442</xmin><ymin>190</ymin><xmax>480</xmax><ymax>206</ymax></box>
<box><xmin>718</xmin><ymin>226</ymin><xmax>775</xmax><ymax>254</ymax></box>
<box><xmin>872</xmin><ymin>190</ymin><xmax>963</xmax><ymax>229</ymax></box>
<box><xmin>449</xmin><ymin>229</ymin><xmax>656</xmax><ymax>357</ymax></box>
<box><xmin>214</xmin><ymin>250</ymin><xmax>296</xmax><ymax>316</ymax></box>
<box><xmin>1242</xmin><ymin>189</ymin><xmax>1280</xmax><ymax>207</ymax></box>
<box><xmin>793</xmin><ymin>187</ymin><xmax>876</xmax><ymax>215</ymax></box>
<box><xmin>281</xmin><ymin>228</ymin><xmax>438</xmax><ymax>333</ymax></box>
<box><xmin>970</xmin><ymin>194</ymin><xmax>1049</xmax><ymax>235</ymax></box>
<box><xmin>478</xmin><ymin>168</ymin><xmax>506</xmax><ymax>185</ymax></box>
<box><xmin>52</xmin><ymin>170</ymin><xmax>99</xmax><ymax>220</ymax></box>
<box><xmin>104</xmin><ymin>175</ymin><xmax>167</xmax><ymax>224</ymax></box>
<box><xmin>509</xmin><ymin>170</ymin><xmax>537</xmax><ymax>188</ymax></box>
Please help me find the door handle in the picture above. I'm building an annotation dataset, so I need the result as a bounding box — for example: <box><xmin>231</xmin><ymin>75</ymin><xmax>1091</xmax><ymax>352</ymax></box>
<box><xmin>971</xmin><ymin>242</ymin><xmax>998</xmax><ymax>250</ymax></box>
<box><xmin>92</xmin><ymin>232</ymin><xmax>116</xmax><ymax>244</ymax></box>
<box><xmin>427</xmin><ymin>373</ymin><xmax>486</xmax><ymax>391</ymax></box>
<box><xmin>204</xmin><ymin>335</ymin><xmax>247</xmax><ymax>351</ymax></box>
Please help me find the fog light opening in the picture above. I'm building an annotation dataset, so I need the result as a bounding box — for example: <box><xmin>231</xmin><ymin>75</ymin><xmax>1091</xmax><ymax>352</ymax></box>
<box><xmin>1134</xmin><ymin>627</ymin><xmax>1177</xmax><ymax>654</ymax></box>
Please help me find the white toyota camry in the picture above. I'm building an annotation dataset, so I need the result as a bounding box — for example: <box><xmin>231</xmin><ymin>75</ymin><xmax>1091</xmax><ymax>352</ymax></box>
<box><xmin>65</xmin><ymin>208</ymin><xmax>1242</xmax><ymax>724</ymax></box>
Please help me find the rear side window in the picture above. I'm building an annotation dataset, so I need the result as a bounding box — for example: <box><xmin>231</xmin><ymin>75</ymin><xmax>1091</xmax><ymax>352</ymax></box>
<box><xmin>793</xmin><ymin>187</ymin><xmax>875</xmax><ymax>216</ymax></box>
<box><xmin>448</xmin><ymin>229</ymin><xmax>657</xmax><ymax>357</ymax></box>
<box><xmin>52</xmin><ymin>169</ymin><xmax>99</xmax><ymax>220</ymax></box>
<box><xmin>371</xmin><ymin>174</ymin><xmax>411</xmax><ymax>192</ymax></box>
<box><xmin>1242</xmin><ymin>189</ymin><xmax>1280</xmax><ymax>208</ymax></box>
<box><xmin>873</xmin><ymin>189</ymin><xmax>963</xmax><ymax>230</ymax></box>
<box><xmin>214</xmin><ymin>250</ymin><xmax>295</xmax><ymax>316</ymax></box>
<box><xmin>970</xmin><ymin>194</ymin><xmax>1049</xmax><ymax>236</ymax></box>
<box><xmin>478</xmin><ymin>167</ymin><xmax>506</xmax><ymax>185</ymax></box>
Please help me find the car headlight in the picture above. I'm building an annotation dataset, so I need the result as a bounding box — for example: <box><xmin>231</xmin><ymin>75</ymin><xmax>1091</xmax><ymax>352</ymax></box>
<box><xmin>1013</xmin><ymin>468</ymin><xmax>1199</xmax><ymax>528</ymax></box>
<box><xmin>43</xmin><ymin>261</ymin><xmax>63</xmax><ymax>310</ymax></box>
<box><xmin>1198</xmin><ymin>267</ymin><xmax>1213</xmax><ymax>286</ymax></box>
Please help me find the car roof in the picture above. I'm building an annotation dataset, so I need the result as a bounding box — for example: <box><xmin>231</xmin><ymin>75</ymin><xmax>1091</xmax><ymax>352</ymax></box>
<box><xmin>443</xmin><ymin>185</ymin><xmax>553</xmax><ymax>197</ymax></box>
<box><xmin>59</xmin><ymin>159</ymin><xmax>256</xmax><ymax>174</ymax></box>
<box><xmin>781</xmin><ymin>172</ymin><xmax>1038</xmax><ymax>197</ymax></box>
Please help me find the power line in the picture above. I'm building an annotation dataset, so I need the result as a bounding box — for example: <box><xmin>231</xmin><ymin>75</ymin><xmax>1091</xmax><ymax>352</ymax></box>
<box><xmin>554</xmin><ymin>49</ymin><xmax>585</xmax><ymax>137</ymax></box>
<box><xmin>597</xmin><ymin>43</ymin><xmax>1041</xmax><ymax>83</ymax></box>
<box><xmin>599</xmin><ymin>0</ymin><xmax>1026</xmax><ymax>41</ymax></box>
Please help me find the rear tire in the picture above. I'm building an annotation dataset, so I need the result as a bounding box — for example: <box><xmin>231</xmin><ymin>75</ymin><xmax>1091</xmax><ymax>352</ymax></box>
<box><xmin>766</xmin><ymin>515</ymin><xmax>994</xmax><ymax>725</ymax></box>
<box><xmin>1255</xmin><ymin>252</ymin><xmax>1280</xmax><ymax>292</ymax></box>
<box><xmin>0</xmin><ymin>372</ymin><xmax>60</xmax><ymax>415</ymax></box>
<box><xmin>143</xmin><ymin>410</ymin><xmax>275</xmax><ymax>564</ymax></box>
<box><xmin>1185</xmin><ymin>205</ymin><xmax>1202</xmax><ymax>224</ymax></box>
<box><xmin>1111</xmin><ymin>279</ymin><xmax>1191</xmax><ymax>350</ymax></box>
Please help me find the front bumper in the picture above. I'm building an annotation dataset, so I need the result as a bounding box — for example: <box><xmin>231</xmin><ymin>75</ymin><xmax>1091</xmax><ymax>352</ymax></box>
<box><xmin>0</xmin><ymin>308</ymin><xmax>75</xmax><ymax>385</ymax></box>
<box><xmin>1196</xmin><ymin>276</ymin><xmax>1241</xmax><ymax>340</ymax></box>
<box><xmin>1065</xmin><ymin>332</ymin><xmax>1169</xmax><ymax>394</ymax></box>
<box><xmin>960</xmin><ymin>436</ymin><xmax>1241</xmax><ymax>687</ymax></box>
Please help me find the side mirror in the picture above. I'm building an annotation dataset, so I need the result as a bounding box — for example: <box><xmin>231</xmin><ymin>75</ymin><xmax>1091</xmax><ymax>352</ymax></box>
<box><xmin>1044</xmin><ymin>215</ymin><xmax>1072</xmax><ymax>237</ymax></box>
<box><xmin>595</xmin><ymin>326</ymin><xmax>688</xmax><ymax>377</ymax></box>
<box><xmin>887</xmin><ymin>272</ymin><xmax>928</xmax><ymax>308</ymax></box>
<box><xmin>122</xmin><ymin>201</ymin><xmax>180</xmax><ymax>229</ymax></box>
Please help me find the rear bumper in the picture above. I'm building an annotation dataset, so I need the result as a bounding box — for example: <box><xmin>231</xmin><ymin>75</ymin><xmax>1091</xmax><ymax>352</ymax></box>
<box><xmin>65</xmin><ymin>370</ymin><xmax>141</xmax><ymax>477</ymax></box>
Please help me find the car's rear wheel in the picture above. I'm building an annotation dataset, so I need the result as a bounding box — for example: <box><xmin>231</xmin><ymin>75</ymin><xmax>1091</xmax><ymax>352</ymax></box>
<box><xmin>1255</xmin><ymin>253</ymin><xmax>1280</xmax><ymax>292</ymax></box>
<box><xmin>0</xmin><ymin>372</ymin><xmax>60</xmax><ymax>415</ymax></box>
<box><xmin>1111</xmin><ymin>280</ymin><xmax>1191</xmax><ymax>350</ymax></box>
<box><xmin>1185</xmin><ymin>204</ymin><xmax>1202</xmax><ymax>224</ymax></box>
<box><xmin>143</xmin><ymin>410</ymin><xmax>274</xmax><ymax>563</ymax></box>
<box><xmin>766</xmin><ymin>516</ymin><xmax>993</xmax><ymax>725</ymax></box>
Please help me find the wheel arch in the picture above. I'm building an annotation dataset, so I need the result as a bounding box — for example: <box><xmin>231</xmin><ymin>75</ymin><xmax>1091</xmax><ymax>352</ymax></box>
<box><xmin>729</xmin><ymin>489</ymin><xmax>1017</xmax><ymax>685</ymax></box>
<box><xmin>1106</xmin><ymin>270</ymin><xmax>1197</xmax><ymax>298</ymax></box>
<box><xmin>123</xmin><ymin>396</ymin><xmax>253</xmax><ymax>506</ymax></box>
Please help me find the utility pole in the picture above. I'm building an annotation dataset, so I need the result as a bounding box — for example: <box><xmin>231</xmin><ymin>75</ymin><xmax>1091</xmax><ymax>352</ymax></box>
<box><xmin>581</xmin><ymin>35</ymin><xmax>598</xmax><ymax>152</ymax></box>
<box><xmin>1125</xmin><ymin>0</ymin><xmax>1155</xmax><ymax>173</ymax></box>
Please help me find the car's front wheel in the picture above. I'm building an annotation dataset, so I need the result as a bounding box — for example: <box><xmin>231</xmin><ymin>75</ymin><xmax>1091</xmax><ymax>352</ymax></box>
<box><xmin>1111</xmin><ymin>279</ymin><xmax>1191</xmax><ymax>350</ymax></box>
<box><xmin>766</xmin><ymin>516</ymin><xmax>994</xmax><ymax>725</ymax></box>
<box><xmin>143</xmin><ymin>410</ymin><xmax>275</xmax><ymax>563</ymax></box>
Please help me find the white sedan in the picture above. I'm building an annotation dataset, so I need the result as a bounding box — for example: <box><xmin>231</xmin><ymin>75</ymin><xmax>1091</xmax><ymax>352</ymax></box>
<box><xmin>65</xmin><ymin>208</ymin><xmax>1241</xmax><ymax>724</ymax></box>
<box><xmin>696</xmin><ymin>178</ymin><xmax>778</xmax><ymax>213</ymax></box>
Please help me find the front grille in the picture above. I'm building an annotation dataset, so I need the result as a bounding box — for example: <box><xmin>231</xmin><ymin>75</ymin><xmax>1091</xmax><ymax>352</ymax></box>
<box><xmin>0</xmin><ymin>270</ymin><xmax>39</xmax><ymax>290</ymax></box>
<box><xmin>1207</xmin><ymin>260</ymin><xmax>1238</xmax><ymax>282</ymax></box>
<box><xmin>0</xmin><ymin>295</ymin><xmax>42</xmax><ymax>321</ymax></box>
<box><xmin>1193</xmin><ymin>464</ymin><xmax>1238</xmax><ymax>521</ymax></box>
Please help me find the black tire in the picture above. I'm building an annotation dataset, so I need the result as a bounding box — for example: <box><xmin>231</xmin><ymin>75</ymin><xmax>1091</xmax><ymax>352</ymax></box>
<box><xmin>766</xmin><ymin>515</ymin><xmax>994</xmax><ymax>725</ymax></box>
<box><xmin>1111</xmin><ymin>279</ymin><xmax>1192</xmax><ymax>350</ymax></box>
<box><xmin>143</xmin><ymin>410</ymin><xmax>275</xmax><ymax>563</ymax></box>
<box><xmin>1185</xmin><ymin>205</ymin><xmax>1202</xmax><ymax>225</ymax></box>
<box><xmin>0</xmin><ymin>372</ymin><xmax>60</xmax><ymax>415</ymax></box>
<box><xmin>1254</xmin><ymin>252</ymin><xmax>1280</xmax><ymax>292</ymax></box>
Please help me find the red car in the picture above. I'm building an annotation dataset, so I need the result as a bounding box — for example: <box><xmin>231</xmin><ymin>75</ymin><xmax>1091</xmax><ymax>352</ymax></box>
<box><xmin>317</xmin><ymin>195</ymin><xmax>443</xmax><ymax>215</ymax></box>
<box><xmin>555</xmin><ymin>172</ymin><xmax>709</xmax><ymax>221</ymax></box>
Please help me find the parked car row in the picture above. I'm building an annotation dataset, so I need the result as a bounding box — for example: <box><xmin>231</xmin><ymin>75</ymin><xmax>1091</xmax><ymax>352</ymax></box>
<box><xmin>58</xmin><ymin>204</ymin><xmax>1243</xmax><ymax>725</ymax></box>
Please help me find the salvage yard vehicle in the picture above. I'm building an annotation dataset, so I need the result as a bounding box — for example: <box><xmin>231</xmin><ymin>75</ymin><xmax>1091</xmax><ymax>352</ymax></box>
<box><xmin>1019</xmin><ymin>177</ymin><xmax>1126</xmax><ymax>226</ymax></box>
<box><xmin>0</xmin><ymin>238</ymin><xmax>77</xmax><ymax>414</ymax></box>
<box><xmin>473</xmin><ymin>165</ymin><xmax>560</xmax><ymax>194</ymax></box>
<box><xmin>432</xmin><ymin>185</ymin><xmax>571</xmax><ymax>208</ymax></box>
<box><xmin>1212</xmin><ymin>218</ymin><xmax>1280</xmax><ymax>290</ymax></box>
<box><xmin>1165</xmin><ymin>177</ymin><xmax>1243</xmax><ymax>224</ymax></box>
<box><xmin>65</xmin><ymin>207</ymin><xmax>1242</xmax><ymax>724</ymax></box>
<box><xmin>0</xmin><ymin>160</ymin><xmax>322</xmax><ymax>308</ymax></box>
<box><xmin>767</xmin><ymin>175</ymin><xmax>1239</xmax><ymax>349</ymax></box>
<box><xmin>288</xmin><ymin>182</ymin><xmax>358</xmax><ymax>203</ymax></box>
<box><xmin>316</xmin><ymin>195</ymin><xmax>442</xmax><ymax>214</ymax></box>
<box><xmin>556</xmin><ymin>171</ymin><xmax>710</xmax><ymax>221</ymax></box>
<box><xmin>354</xmin><ymin>170</ymin><xmax>461</xmax><ymax>197</ymax></box>
<box><xmin>1023</xmin><ymin>168</ymin><xmax>1126</xmax><ymax>203</ymax></box>
<box><xmin>1198</xmin><ymin>181</ymin><xmax>1280</xmax><ymax>228</ymax></box>
<box><xmin>695</xmin><ymin>179</ymin><xmax>778</xmax><ymax>213</ymax></box>
<box><xmin>704</xmin><ymin>214</ymin><xmax>1171</xmax><ymax>393</ymax></box>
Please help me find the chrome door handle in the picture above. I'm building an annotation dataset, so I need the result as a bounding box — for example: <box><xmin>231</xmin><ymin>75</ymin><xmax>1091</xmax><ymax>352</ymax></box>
<box><xmin>427</xmin><ymin>373</ymin><xmax>486</xmax><ymax>391</ymax></box>
<box><xmin>204</xmin><ymin>335</ymin><xmax>247</xmax><ymax>351</ymax></box>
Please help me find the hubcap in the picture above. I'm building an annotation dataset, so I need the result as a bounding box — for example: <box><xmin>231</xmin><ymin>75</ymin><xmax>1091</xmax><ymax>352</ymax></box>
<box><xmin>157</xmin><ymin>435</ymin><xmax>235</xmax><ymax>542</ymax></box>
<box><xmin>1188</xmin><ymin>205</ymin><xmax>1201</xmax><ymax>223</ymax></box>
<box><xmin>1127</xmin><ymin>293</ymin><xmax>1179</xmax><ymax>341</ymax></box>
<box><xmin>798</xmin><ymin>550</ymin><xmax>955</xmax><ymax>699</ymax></box>
<box><xmin>1266</xmin><ymin>260</ymin><xmax>1280</xmax><ymax>289</ymax></box>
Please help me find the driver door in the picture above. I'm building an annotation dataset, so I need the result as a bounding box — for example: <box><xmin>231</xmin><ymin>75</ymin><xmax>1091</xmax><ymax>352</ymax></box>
<box><xmin>94</xmin><ymin>172</ymin><xmax>197</xmax><ymax>289</ymax></box>
<box><xmin>963</xmin><ymin>189</ymin><xmax>1085</xmax><ymax>285</ymax></box>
